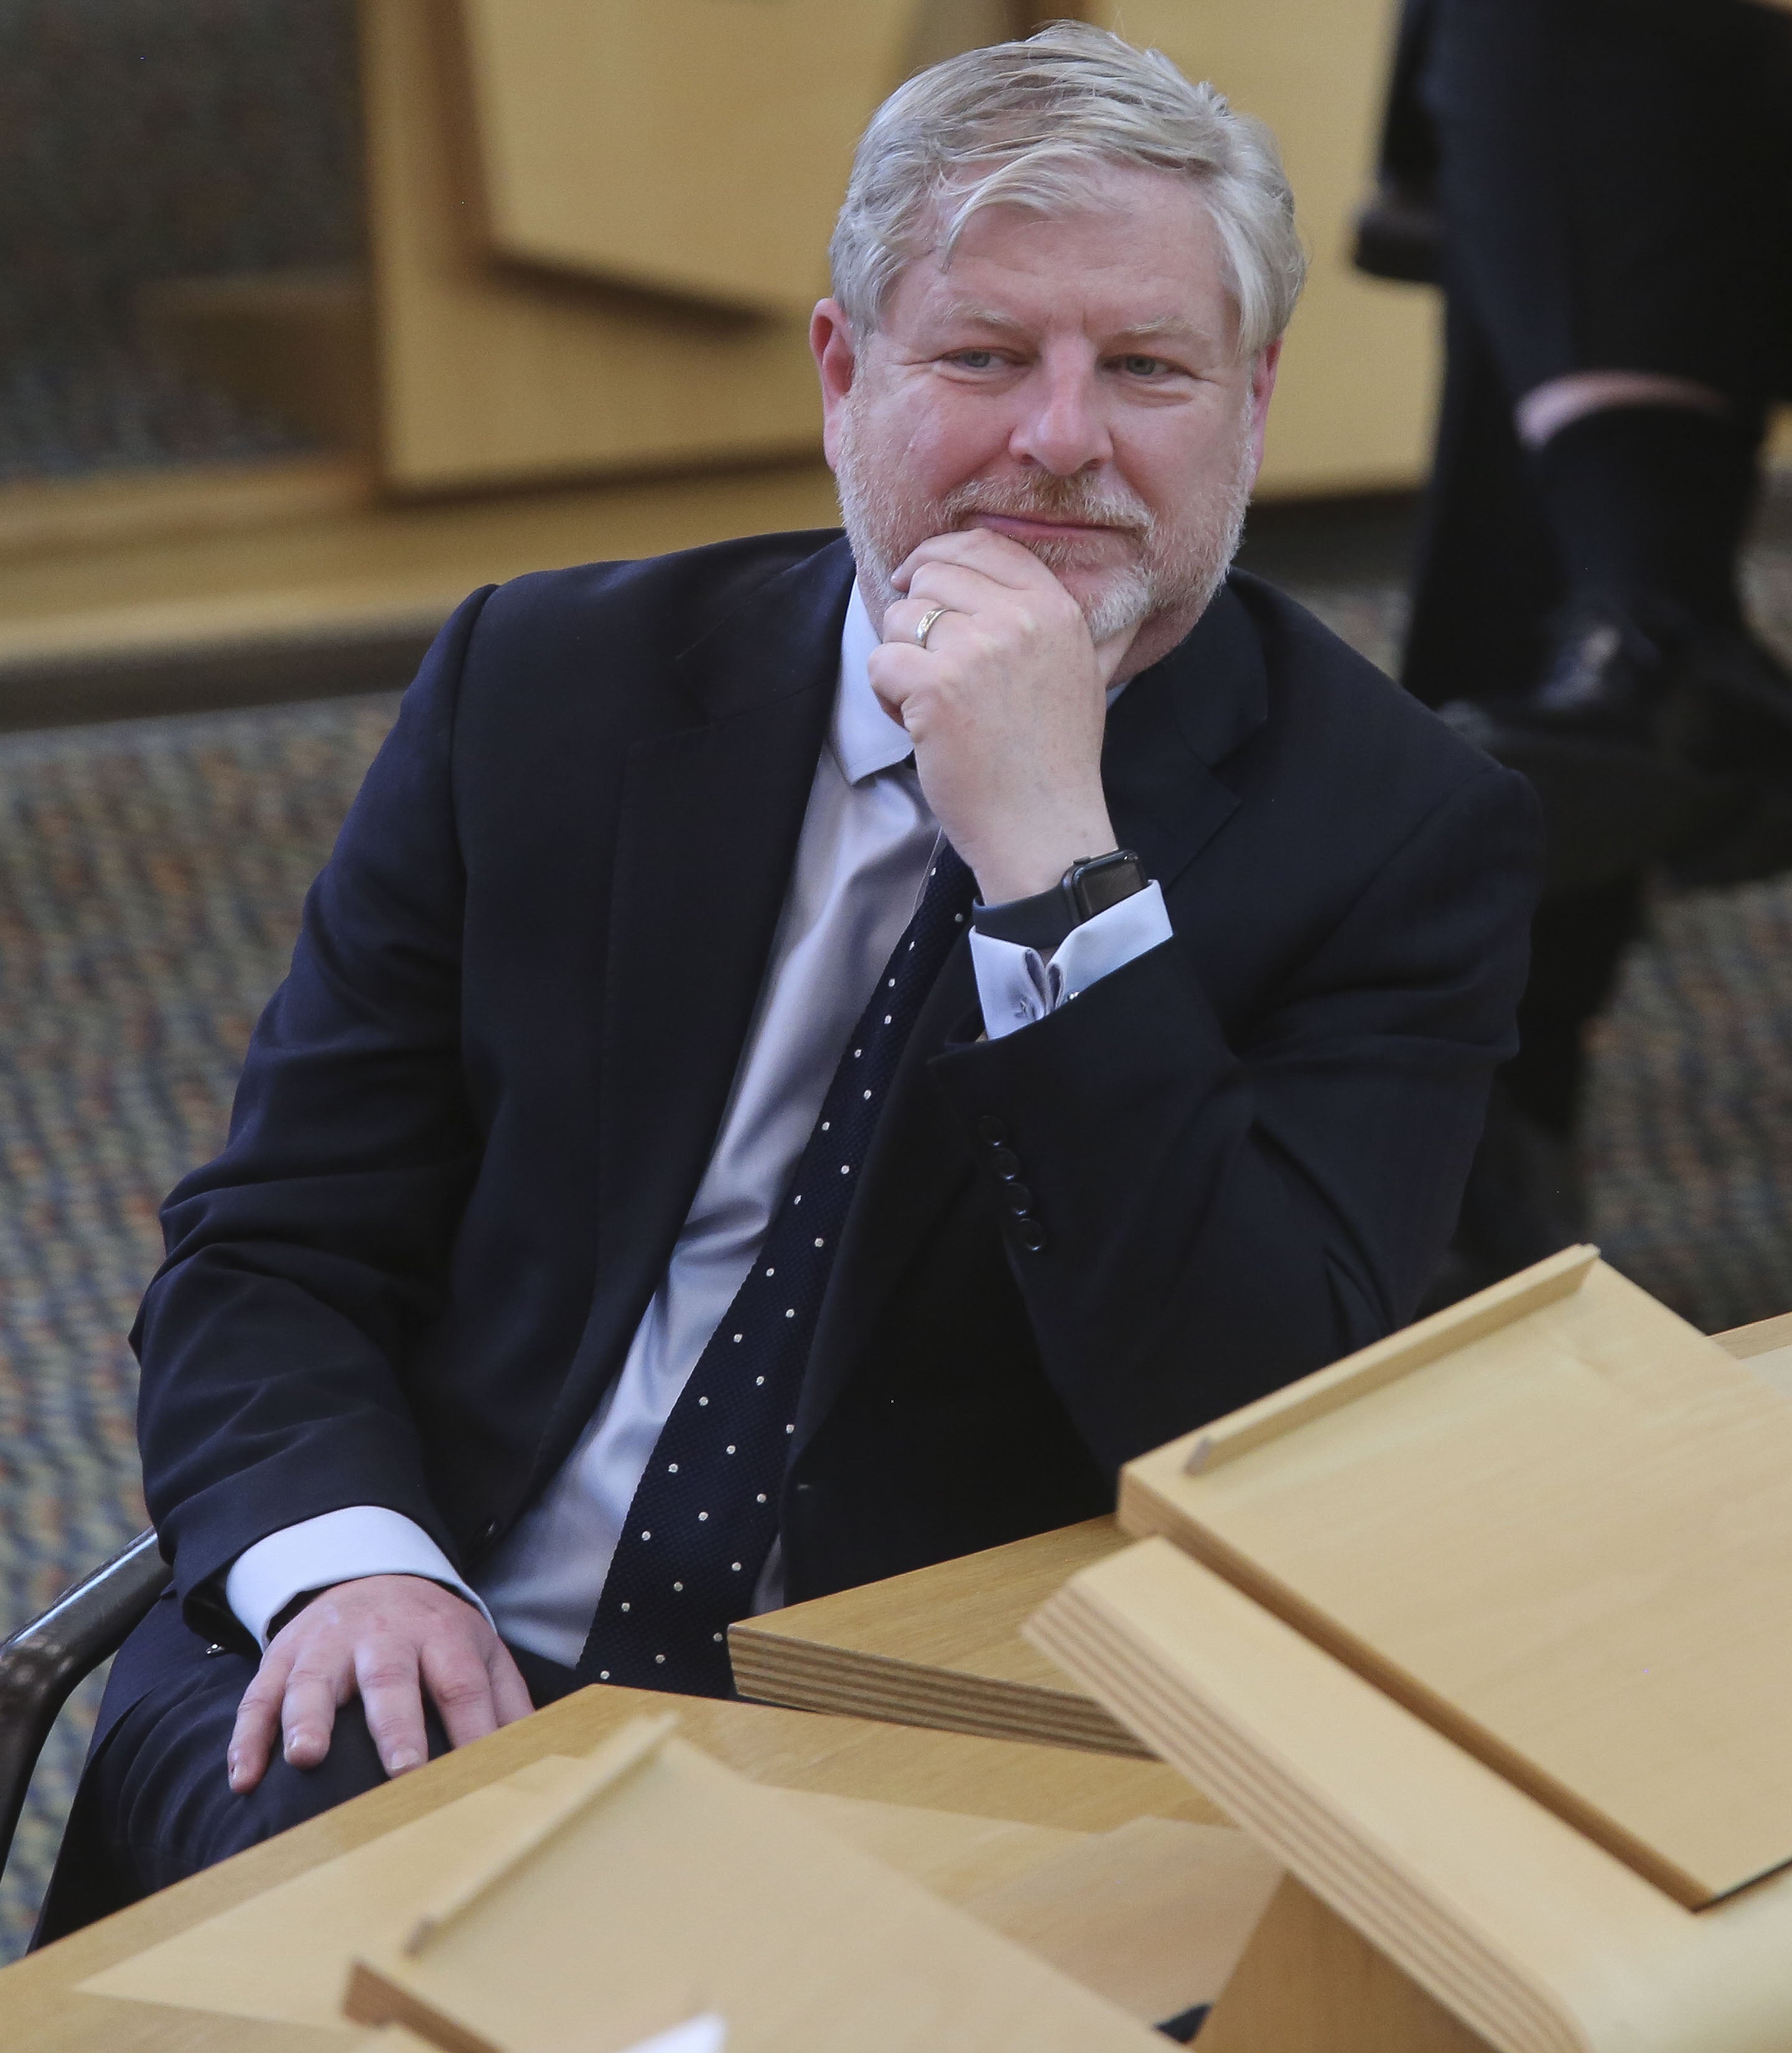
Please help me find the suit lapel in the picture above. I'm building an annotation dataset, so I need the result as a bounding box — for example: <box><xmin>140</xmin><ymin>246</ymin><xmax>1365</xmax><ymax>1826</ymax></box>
<box><xmin>1103</xmin><ymin>577</ymin><xmax>1267</xmax><ymax>885</ymax></box>
<box><xmin>538</xmin><ymin>541</ymin><xmax>856</xmax><ymax>1476</ymax></box>
<box><xmin>795</xmin><ymin>578</ymin><xmax>1269</xmax><ymax>1454</ymax></box>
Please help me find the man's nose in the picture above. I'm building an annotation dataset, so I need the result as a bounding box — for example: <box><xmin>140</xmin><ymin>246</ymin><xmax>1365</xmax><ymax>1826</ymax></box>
<box><xmin>1009</xmin><ymin>363</ymin><xmax>1113</xmax><ymax>475</ymax></box>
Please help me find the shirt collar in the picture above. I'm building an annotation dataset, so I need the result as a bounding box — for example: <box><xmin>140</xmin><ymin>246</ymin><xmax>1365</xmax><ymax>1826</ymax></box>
<box><xmin>831</xmin><ymin>582</ymin><xmax>916</xmax><ymax>786</ymax></box>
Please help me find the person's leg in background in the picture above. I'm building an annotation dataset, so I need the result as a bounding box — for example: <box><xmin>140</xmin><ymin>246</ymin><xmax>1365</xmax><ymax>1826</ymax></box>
<box><xmin>1399</xmin><ymin>0</ymin><xmax>1792</xmax><ymax>1300</ymax></box>
<box><xmin>1423</xmin><ymin>0</ymin><xmax>1792</xmax><ymax>889</ymax></box>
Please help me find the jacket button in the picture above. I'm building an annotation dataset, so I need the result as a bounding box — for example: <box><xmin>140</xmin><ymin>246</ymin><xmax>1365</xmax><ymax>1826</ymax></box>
<box><xmin>1004</xmin><ymin>1183</ymin><xmax>1035</xmax><ymax>1216</ymax></box>
<box><xmin>989</xmin><ymin>1146</ymin><xmax>1023</xmax><ymax>1180</ymax></box>
<box><xmin>1014</xmin><ymin>1219</ymin><xmax>1048</xmax><ymax>1253</ymax></box>
<box><xmin>976</xmin><ymin>1115</ymin><xmax>1010</xmax><ymax>1146</ymax></box>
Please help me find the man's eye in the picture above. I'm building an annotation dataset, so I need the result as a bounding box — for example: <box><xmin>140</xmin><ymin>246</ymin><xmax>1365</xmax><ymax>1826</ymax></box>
<box><xmin>1118</xmin><ymin>354</ymin><xmax>1172</xmax><ymax>377</ymax></box>
<box><xmin>949</xmin><ymin>349</ymin><xmax>1002</xmax><ymax>370</ymax></box>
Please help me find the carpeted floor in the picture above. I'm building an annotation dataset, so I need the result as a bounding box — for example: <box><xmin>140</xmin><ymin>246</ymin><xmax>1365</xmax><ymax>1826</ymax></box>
<box><xmin>2</xmin><ymin>509</ymin><xmax>1792</xmax><ymax>1954</ymax></box>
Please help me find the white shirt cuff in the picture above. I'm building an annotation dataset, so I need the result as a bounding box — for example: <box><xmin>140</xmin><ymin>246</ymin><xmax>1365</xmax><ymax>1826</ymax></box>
<box><xmin>968</xmin><ymin>878</ymin><xmax>1172</xmax><ymax>1039</ymax></box>
<box><xmin>224</xmin><ymin>1504</ymin><xmax>493</xmax><ymax>1649</ymax></box>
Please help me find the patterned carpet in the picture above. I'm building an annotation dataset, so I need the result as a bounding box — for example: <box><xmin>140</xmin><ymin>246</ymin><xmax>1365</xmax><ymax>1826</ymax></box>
<box><xmin>2</xmin><ymin>513</ymin><xmax>1792</xmax><ymax>1953</ymax></box>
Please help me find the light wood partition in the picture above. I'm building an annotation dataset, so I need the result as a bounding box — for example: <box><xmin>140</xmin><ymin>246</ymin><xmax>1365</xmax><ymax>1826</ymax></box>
<box><xmin>362</xmin><ymin>0</ymin><xmax>827</xmax><ymax>491</ymax></box>
<box><xmin>457</xmin><ymin>0</ymin><xmax>925</xmax><ymax>317</ymax></box>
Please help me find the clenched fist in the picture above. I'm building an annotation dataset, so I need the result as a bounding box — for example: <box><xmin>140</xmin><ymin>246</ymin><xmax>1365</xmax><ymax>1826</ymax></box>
<box><xmin>870</xmin><ymin>527</ymin><xmax>1130</xmax><ymax>903</ymax></box>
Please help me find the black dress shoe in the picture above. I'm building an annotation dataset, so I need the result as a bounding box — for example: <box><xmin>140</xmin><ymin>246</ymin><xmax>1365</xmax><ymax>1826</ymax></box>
<box><xmin>1439</xmin><ymin>608</ymin><xmax>1792</xmax><ymax>891</ymax></box>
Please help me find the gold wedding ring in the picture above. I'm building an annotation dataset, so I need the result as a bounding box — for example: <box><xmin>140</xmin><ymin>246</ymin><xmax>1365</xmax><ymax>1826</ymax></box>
<box><xmin>914</xmin><ymin>605</ymin><xmax>950</xmax><ymax>649</ymax></box>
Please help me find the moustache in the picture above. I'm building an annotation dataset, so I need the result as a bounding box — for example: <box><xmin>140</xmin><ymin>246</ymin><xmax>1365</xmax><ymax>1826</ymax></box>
<box><xmin>936</xmin><ymin>478</ymin><xmax>1153</xmax><ymax>538</ymax></box>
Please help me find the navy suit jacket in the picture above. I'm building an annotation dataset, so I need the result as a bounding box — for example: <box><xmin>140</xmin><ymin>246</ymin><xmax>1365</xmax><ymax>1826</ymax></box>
<box><xmin>132</xmin><ymin>531</ymin><xmax>1541</xmax><ymax>1649</ymax></box>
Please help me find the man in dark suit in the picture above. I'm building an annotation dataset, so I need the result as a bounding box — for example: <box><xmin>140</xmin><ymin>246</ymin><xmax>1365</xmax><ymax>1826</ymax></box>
<box><xmin>41</xmin><ymin>22</ymin><xmax>1538</xmax><ymax>1934</ymax></box>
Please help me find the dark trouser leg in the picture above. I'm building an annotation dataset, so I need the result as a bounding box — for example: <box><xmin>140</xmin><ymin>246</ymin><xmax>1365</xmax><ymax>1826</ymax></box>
<box><xmin>1424</xmin><ymin>0</ymin><xmax>1792</xmax><ymax>409</ymax></box>
<box><xmin>34</xmin><ymin>1587</ymin><xmax>581</xmax><ymax>1946</ymax></box>
<box><xmin>1421</xmin><ymin>0</ymin><xmax>1789</xmax><ymax>640</ymax></box>
<box><xmin>1402</xmin><ymin>290</ymin><xmax>1559</xmax><ymax>712</ymax></box>
<box><xmin>1506</xmin><ymin>877</ymin><xmax>1643</xmax><ymax>1142</ymax></box>
<box><xmin>1426</xmin><ymin>875</ymin><xmax>1641</xmax><ymax>1307</ymax></box>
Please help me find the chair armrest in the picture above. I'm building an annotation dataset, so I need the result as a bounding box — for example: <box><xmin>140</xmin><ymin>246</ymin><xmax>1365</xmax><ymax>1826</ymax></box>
<box><xmin>0</xmin><ymin>1529</ymin><xmax>170</xmax><ymax>1882</ymax></box>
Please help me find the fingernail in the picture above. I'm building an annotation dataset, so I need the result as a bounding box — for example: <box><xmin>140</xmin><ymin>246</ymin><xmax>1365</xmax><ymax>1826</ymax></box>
<box><xmin>388</xmin><ymin>1749</ymin><xmax>421</xmax><ymax>1774</ymax></box>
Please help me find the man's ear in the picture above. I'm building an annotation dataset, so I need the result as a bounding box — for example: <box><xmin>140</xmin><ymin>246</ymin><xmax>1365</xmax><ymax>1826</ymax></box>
<box><xmin>811</xmin><ymin>299</ymin><xmax>859</xmax><ymax>468</ymax></box>
<box><xmin>1244</xmin><ymin>338</ymin><xmax>1283</xmax><ymax>485</ymax></box>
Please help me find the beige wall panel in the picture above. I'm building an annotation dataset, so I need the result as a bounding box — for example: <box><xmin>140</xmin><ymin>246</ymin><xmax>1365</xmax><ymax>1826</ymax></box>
<box><xmin>1094</xmin><ymin>0</ymin><xmax>1439</xmax><ymax>496</ymax></box>
<box><xmin>363</xmin><ymin>0</ymin><xmax>827</xmax><ymax>491</ymax></box>
<box><xmin>457</xmin><ymin>0</ymin><xmax>920</xmax><ymax>318</ymax></box>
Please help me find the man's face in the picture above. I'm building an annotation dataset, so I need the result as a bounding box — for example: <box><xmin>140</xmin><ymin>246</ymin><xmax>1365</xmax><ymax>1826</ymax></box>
<box><xmin>813</xmin><ymin>164</ymin><xmax>1280</xmax><ymax>666</ymax></box>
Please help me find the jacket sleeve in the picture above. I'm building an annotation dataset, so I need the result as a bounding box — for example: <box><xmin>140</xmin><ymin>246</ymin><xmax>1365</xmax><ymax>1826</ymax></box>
<box><xmin>927</xmin><ymin>761</ymin><xmax>1542</xmax><ymax>1473</ymax></box>
<box><xmin>132</xmin><ymin>587</ymin><xmax>495</xmax><ymax>1643</ymax></box>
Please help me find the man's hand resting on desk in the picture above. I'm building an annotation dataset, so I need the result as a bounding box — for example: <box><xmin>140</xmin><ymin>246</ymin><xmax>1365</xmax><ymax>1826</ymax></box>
<box><xmin>226</xmin><ymin>1573</ymin><xmax>533</xmax><ymax>1794</ymax></box>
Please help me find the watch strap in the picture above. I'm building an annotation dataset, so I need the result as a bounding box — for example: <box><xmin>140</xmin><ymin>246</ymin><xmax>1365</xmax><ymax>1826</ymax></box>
<box><xmin>971</xmin><ymin>849</ymin><xmax>1149</xmax><ymax>951</ymax></box>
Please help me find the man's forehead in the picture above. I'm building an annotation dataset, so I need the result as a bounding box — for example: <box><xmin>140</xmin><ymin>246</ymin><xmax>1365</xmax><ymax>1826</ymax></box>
<box><xmin>927</xmin><ymin>296</ymin><xmax>1221</xmax><ymax>344</ymax></box>
<box><xmin>882</xmin><ymin>177</ymin><xmax>1236</xmax><ymax>342</ymax></box>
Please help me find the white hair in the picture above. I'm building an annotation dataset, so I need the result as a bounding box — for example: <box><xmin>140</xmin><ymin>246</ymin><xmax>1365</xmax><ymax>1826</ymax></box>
<box><xmin>829</xmin><ymin>21</ymin><xmax>1306</xmax><ymax>361</ymax></box>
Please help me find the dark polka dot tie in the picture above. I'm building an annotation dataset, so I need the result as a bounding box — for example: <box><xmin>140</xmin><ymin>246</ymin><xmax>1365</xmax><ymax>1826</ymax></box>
<box><xmin>576</xmin><ymin>839</ymin><xmax>976</xmax><ymax>1693</ymax></box>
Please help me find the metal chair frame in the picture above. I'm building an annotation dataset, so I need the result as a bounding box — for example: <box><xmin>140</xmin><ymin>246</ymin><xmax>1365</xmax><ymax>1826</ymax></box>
<box><xmin>0</xmin><ymin>1529</ymin><xmax>168</xmax><ymax>1883</ymax></box>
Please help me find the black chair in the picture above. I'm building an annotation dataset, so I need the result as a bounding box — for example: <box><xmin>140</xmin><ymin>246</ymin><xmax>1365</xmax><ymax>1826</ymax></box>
<box><xmin>0</xmin><ymin>1529</ymin><xmax>167</xmax><ymax>1884</ymax></box>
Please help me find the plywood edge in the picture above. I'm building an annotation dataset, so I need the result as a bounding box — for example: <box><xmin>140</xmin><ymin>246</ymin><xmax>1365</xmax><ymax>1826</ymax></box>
<box><xmin>1122</xmin><ymin>1248</ymin><xmax>1598</xmax><ymax>1502</ymax></box>
<box><xmin>343</xmin><ymin>1957</ymin><xmax>502</xmax><ymax>2053</ymax></box>
<box><xmin>1713</xmin><ymin>1310</ymin><xmax>1792</xmax><ymax>1361</ymax></box>
<box><xmin>726</xmin><ymin>1625</ymin><xmax>1101</xmax><ymax>1711</ymax></box>
<box><xmin>727</xmin><ymin>1637</ymin><xmax>1153</xmax><ymax>1756</ymax></box>
<box><xmin>1022</xmin><ymin>1542</ymin><xmax>1616</xmax><ymax>2053</ymax></box>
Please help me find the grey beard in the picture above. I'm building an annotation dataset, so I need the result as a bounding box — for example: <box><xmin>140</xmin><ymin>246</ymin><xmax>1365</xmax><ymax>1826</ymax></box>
<box><xmin>834</xmin><ymin>411</ymin><xmax>1254</xmax><ymax>646</ymax></box>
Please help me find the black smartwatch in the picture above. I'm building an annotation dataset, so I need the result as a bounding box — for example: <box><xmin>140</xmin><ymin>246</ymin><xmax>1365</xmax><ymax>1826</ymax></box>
<box><xmin>1060</xmin><ymin>848</ymin><xmax>1147</xmax><ymax>924</ymax></box>
<box><xmin>973</xmin><ymin>849</ymin><xmax>1148</xmax><ymax>952</ymax></box>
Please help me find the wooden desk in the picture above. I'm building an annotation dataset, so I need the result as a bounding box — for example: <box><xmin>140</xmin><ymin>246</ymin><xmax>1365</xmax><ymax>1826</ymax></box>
<box><xmin>730</xmin><ymin>1516</ymin><xmax>1141</xmax><ymax>1752</ymax></box>
<box><xmin>732</xmin><ymin>1316</ymin><xmax>1792</xmax><ymax>1748</ymax></box>
<box><xmin>0</xmin><ymin>1685</ymin><xmax>1224</xmax><ymax>2052</ymax></box>
<box><xmin>11</xmin><ymin>1316</ymin><xmax>1787</xmax><ymax>2047</ymax></box>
